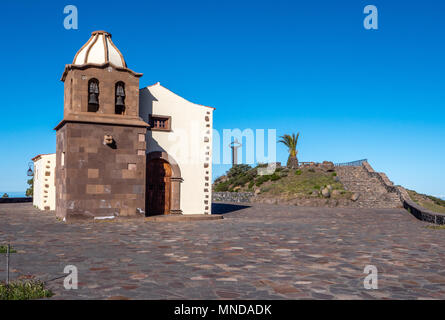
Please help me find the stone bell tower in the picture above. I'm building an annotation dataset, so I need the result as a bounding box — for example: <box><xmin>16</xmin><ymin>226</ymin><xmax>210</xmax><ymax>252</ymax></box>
<box><xmin>55</xmin><ymin>30</ymin><xmax>149</xmax><ymax>221</ymax></box>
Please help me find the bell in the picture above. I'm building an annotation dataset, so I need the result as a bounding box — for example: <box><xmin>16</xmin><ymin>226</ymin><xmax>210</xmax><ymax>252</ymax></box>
<box><xmin>116</xmin><ymin>96</ymin><xmax>125</xmax><ymax>106</ymax></box>
<box><xmin>88</xmin><ymin>93</ymin><xmax>98</xmax><ymax>105</ymax></box>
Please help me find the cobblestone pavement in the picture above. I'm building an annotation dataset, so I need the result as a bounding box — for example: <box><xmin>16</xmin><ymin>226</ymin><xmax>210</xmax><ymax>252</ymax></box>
<box><xmin>1</xmin><ymin>202</ymin><xmax>445</xmax><ymax>300</ymax></box>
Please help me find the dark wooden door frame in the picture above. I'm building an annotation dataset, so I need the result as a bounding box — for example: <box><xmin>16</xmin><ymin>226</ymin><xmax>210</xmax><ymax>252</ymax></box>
<box><xmin>146</xmin><ymin>158</ymin><xmax>172</xmax><ymax>215</ymax></box>
<box><xmin>146</xmin><ymin>151</ymin><xmax>183</xmax><ymax>215</ymax></box>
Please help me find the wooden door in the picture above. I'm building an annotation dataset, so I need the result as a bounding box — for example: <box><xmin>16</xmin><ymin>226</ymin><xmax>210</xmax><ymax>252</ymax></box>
<box><xmin>146</xmin><ymin>158</ymin><xmax>172</xmax><ymax>215</ymax></box>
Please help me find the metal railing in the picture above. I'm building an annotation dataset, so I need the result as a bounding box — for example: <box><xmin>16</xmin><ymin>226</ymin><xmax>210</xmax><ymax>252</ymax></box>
<box><xmin>299</xmin><ymin>162</ymin><xmax>318</xmax><ymax>166</ymax></box>
<box><xmin>334</xmin><ymin>159</ymin><xmax>368</xmax><ymax>167</ymax></box>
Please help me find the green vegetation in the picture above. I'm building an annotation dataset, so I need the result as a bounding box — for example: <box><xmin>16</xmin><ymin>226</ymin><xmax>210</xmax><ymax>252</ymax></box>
<box><xmin>259</xmin><ymin>168</ymin><xmax>345</xmax><ymax>198</ymax></box>
<box><xmin>278</xmin><ymin>132</ymin><xmax>300</xmax><ymax>168</ymax></box>
<box><xmin>0</xmin><ymin>281</ymin><xmax>53</xmax><ymax>300</ymax></box>
<box><xmin>227</xmin><ymin>164</ymin><xmax>251</xmax><ymax>178</ymax></box>
<box><xmin>214</xmin><ymin>180</ymin><xmax>230</xmax><ymax>192</ymax></box>
<box><xmin>421</xmin><ymin>202</ymin><xmax>445</xmax><ymax>214</ymax></box>
<box><xmin>0</xmin><ymin>245</ymin><xmax>17</xmax><ymax>254</ymax></box>
<box><xmin>255</xmin><ymin>175</ymin><xmax>271</xmax><ymax>186</ymax></box>
<box><xmin>407</xmin><ymin>190</ymin><xmax>445</xmax><ymax>214</ymax></box>
<box><xmin>26</xmin><ymin>172</ymin><xmax>34</xmax><ymax>197</ymax></box>
<box><xmin>425</xmin><ymin>225</ymin><xmax>445</xmax><ymax>230</ymax></box>
<box><xmin>426</xmin><ymin>195</ymin><xmax>445</xmax><ymax>207</ymax></box>
<box><xmin>213</xmin><ymin>164</ymin><xmax>256</xmax><ymax>192</ymax></box>
<box><xmin>213</xmin><ymin>165</ymin><xmax>350</xmax><ymax>201</ymax></box>
<box><xmin>270</xmin><ymin>173</ymin><xmax>281</xmax><ymax>181</ymax></box>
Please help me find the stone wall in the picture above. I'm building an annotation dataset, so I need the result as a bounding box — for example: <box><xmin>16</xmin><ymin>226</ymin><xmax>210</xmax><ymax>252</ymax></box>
<box><xmin>56</xmin><ymin>62</ymin><xmax>149</xmax><ymax>221</ymax></box>
<box><xmin>64</xmin><ymin>66</ymin><xmax>141</xmax><ymax>117</ymax></box>
<box><xmin>362</xmin><ymin>161</ymin><xmax>399</xmax><ymax>194</ymax></box>
<box><xmin>213</xmin><ymin>192</ymin><xmax>254</xmax><ymax>203</ymax></box>
<box><xmin>362</xmin><ymin>161</ymin><xmax>445</xmax><ymax>225</ymax></box>
<box><xmin>335</xmin><ymin>165</ymin><xmax>401</xmax><ymax>208</ymax></box>
<box><xmin>56</xmin><ymin>122</ymin><xmax>147</xmax><ymax>221</ymax></box>
<box><xmin>402</xmin><ymin>199</ymin><xmax>445</xmax><ymax>225</ymax></box>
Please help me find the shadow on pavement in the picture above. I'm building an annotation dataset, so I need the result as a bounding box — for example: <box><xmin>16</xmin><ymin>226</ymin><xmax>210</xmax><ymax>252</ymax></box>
<box><xmin>211</xmin><ymin>202</ymin><xmax>251</xmax><ymax>215</ymax></box>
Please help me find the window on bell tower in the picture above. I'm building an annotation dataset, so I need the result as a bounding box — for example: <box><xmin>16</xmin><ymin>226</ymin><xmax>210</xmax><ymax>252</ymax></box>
<box><xmin>115</xmin><ymin>82</ymin><xmax>126</xmax><ymax>115</ymax></box>
<box><xmin>88</xmin><ymin>79</ymin><xmax>99</xmax><ymax>112</ymax></box>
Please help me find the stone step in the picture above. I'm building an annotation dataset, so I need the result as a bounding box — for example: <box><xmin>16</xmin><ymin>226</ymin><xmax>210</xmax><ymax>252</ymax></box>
<box><xmin>335</xmin><ymin>166</ymin><xmax>401</xmax><ymax>209</ymax></box>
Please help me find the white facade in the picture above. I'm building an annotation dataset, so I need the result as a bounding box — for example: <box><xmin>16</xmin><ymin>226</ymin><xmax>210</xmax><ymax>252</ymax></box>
<box><xmin>32</xmin><ymin>154</ymin><xmax>56</xmax><ymax>211</ymax></box>
<box><xmin>140</xmin><ymin>83</ymin><xmax>214</xmax><ymax>215</ymax></box>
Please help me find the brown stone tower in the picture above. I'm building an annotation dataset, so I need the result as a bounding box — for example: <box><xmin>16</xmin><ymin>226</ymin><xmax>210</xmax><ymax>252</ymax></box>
<box><xmin>55</xmin><ymin>31</ymin><xmax>149</xmax><ymax>221</ymax></box>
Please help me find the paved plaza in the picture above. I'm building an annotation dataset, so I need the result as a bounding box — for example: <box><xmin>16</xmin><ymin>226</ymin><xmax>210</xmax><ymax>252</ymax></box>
<box><xmin>1</xmin><ymin>202</ymin><xmax>444</xmax><ymax>299</ymax></box>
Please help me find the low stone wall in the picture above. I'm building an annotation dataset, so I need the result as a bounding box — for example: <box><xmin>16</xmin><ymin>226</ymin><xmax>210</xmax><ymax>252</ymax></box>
<box><xmin>0</xmin><ymin>197</ymin><xmax>33</xmax><ymax>204</ymax></box>
<box><xmin>403</xmin><ymin>199</ymin><xmax>445</xmax><ymax>225</ymax></box>
<box><xmin>362</xmin><ymin>161</ymin><xmax>445</xmax><ymax>225</ymax></box>
<box><xmin>362</xmin><ymin>161</ymin><xmax>398</xmax><ymax>194</ymax></box>
<box><xmin>213</xmin><ymin>192</ymin><xmax>254</xmax><ymax>203</ymax></box>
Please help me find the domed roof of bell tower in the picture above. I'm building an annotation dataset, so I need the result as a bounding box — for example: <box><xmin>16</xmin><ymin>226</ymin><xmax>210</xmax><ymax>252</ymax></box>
<box><xmin>72</xmin><ymin>30</ymin><xmax>127</xmax><ymax>68</ymax></box>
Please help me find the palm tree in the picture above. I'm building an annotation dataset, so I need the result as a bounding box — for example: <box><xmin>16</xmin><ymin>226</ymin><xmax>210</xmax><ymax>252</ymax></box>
<box><xmin>278</xmin><ymin>132</ymin><xmax>300</xmax><ymax>168</ymax></box>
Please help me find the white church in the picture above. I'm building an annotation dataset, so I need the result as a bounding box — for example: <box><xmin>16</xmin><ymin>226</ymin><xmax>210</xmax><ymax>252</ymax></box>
<box><xmin>32</xmin><ymin>30</ymin><xmax>214</xmax><ymax>219</ymax></box>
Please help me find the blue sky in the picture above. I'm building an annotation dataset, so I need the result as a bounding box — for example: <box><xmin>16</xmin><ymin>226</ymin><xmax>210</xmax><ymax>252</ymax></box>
<box><xmin>0</xmin><ymin>0</ymin><xmax>444</xmax><ymax>197</ymax></box>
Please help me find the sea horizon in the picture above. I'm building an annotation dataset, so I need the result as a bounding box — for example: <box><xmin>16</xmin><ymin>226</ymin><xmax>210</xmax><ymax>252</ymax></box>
<box><xmin>0</xmin><ymin>191</ymin><xmax>27</xmax><ymax>198</ymax></box>
<box><xmin>0</xmin><ymin>191</ymin><xmax>444</xmax><ymax>200</ymax></box>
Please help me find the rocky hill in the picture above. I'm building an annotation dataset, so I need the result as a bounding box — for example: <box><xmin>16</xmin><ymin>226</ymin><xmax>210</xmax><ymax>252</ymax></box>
<box><xmin>213</xmin><ymin>162</ymin><xmax>403</xmax><ymax>208</ymax></box>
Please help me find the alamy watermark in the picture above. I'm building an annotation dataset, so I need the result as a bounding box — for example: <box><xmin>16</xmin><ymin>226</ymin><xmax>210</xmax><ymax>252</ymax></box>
<box><xmin>64</xmin><ymin>265</ymin><xmax>78</xmax><ymax>290</ymax></box>
<box><xmin>154</xmin><ymin>123</ymin><xmax>277</xmax><ymax>171</ymax></box>
<box><xmin>363</xmin><ymin>265</ymin><xmax>378</xmax><ymax>289</ymax></box>
<box><xmin>363</xmin><ymin>5</ymin><xmax>378</xmax><ymax>30</ymax></box>
<box><xmin>63</xmin><ymin>5</ymin><xmax>78</xmax><ymax>30</ymax></box>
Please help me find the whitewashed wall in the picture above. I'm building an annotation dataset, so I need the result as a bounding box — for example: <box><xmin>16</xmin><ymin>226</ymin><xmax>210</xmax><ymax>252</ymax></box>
<box><xmin>33</xmin><ymin>154</ymin><xmax>56</xmax><ymax>211</ymax></box>
<box><xmin>140</xmin><ymin>83</ymin><xmax>213</xmax><ymax>215</ymax></box>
